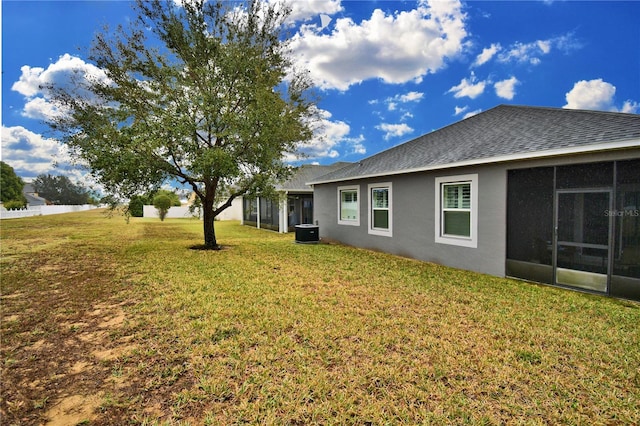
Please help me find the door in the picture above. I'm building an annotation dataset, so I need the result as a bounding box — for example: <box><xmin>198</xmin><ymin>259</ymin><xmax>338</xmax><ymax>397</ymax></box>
<box><xmin>301</xmin><ymin>196</ymin><xmax>313</xmax><ymax>224</ymax></box>
<box><xmin>287</xmin><ymin>194</ymin><xmax>314</xmax><ymax>231</ymax></box>
<box><xmin>555</xmin><ymin>190</ymin><xmax>612</xmax><ymax>293</ymax></box>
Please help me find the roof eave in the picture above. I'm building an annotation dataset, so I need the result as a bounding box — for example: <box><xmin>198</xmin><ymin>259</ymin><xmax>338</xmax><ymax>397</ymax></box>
<box><xmin>277</xmin><ymin>189</ymin><xmax>313</xmax><ymax>193</ymax></box>
<box><xmin>307</xmin><ymin>138</ymin><xmax>640</xmax><ymax>185</ymax></box>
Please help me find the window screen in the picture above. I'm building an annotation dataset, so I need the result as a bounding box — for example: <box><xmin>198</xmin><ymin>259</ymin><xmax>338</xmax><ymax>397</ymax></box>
<box><xmin>506</xmin><ymin>167</ymin><xmax>554</xmax><ymax>265</ymax></box>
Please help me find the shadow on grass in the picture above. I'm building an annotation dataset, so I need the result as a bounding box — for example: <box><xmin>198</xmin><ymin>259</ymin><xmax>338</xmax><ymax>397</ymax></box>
<box><xmin>189</xmin><ymin>244</ymin><xmax>233</xmax><ymax>251</ymax></box>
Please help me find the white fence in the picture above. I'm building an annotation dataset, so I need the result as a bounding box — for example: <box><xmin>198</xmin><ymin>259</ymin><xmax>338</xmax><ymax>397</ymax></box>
<box><xmin>143</xmin><ymin>205</ymin><xmax>196</xmax><ymax>219</ymax></box>
<box><xmin>143</xmin><ymin>198</ymin><xmax>242</xmax><ymax>220</ymax></box>
<box><xmin>0</xmin><ymin>204</ymin><xmax>100</xmax><ymax>220</ymax></box>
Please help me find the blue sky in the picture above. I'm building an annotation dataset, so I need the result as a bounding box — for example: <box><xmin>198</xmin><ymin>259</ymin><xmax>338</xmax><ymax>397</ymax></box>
<box><xmin>2</xmin><ymin>0</ymin><xmax>639</xmax><ymax>187</ymax></box>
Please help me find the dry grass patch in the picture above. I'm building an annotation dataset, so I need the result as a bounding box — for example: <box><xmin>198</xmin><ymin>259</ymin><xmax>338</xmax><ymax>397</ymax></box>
<box><xmin>1</xmin><ymin>212</ymin><xmax>639</xmax><ymax>424</ymax></box>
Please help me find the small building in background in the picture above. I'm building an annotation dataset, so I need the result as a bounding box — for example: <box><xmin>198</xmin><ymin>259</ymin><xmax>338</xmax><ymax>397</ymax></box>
<box><xmin>22</xmin><ymin>182</ymin><xmax>48</xmax><ymax>207</ymax></box>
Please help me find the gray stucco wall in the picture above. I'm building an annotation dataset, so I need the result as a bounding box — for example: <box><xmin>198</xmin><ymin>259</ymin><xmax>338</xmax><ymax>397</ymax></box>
<box><xmin>313</xmin><ymin>164</ymin><xmax>508</xmax><ymax>277</ymax></box>
<box><xmin>313</xmin><ymin>149</ymin><xmax>640</xmax><ymax>279</ymax></box>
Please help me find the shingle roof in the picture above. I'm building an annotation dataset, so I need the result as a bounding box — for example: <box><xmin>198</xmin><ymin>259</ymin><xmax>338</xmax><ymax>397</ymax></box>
<box><xmin>277</xmin><ymin>162</ymin><xmax>351</xmax><ymax>191</ymax></box>
<box><xmin>309</xmin><ymin>105</ymin><xmax>640</xmax><ymax>184</ymax></box>
<box><xmin>25</xmin><ymin>192</ymin><xmax>47</xmax><ymax>206</ymax></box>
<box><xmin>22</xmin><ymin>182</ymin><xmax>48</xmax><ymax>206</ymax></box>
<box><xmin>23</xmin><ymin>183</ymin><xmax>37</xmax><ymax>194</ymax></box>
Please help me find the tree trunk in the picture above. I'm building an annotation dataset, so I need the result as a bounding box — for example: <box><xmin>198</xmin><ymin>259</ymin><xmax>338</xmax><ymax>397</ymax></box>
<box><xmin>202</xmin><ymin>191</ymin><xmax>219</xmax><ymax>249</ymax></box>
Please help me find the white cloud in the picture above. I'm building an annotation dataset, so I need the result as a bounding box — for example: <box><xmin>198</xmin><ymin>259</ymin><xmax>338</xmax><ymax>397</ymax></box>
<box><xmin>345</xmin><ymin>134</ymin><xmax>367</xmax><ymax>155</ymax></box>
<box><xmin>22</xmin><ymin>98</ymin><xmax>66</xmax><ymax>121</ymax></box>
<box><xmin>283</xmin><ymin>0</ymin><xmax>343</xmax><ymax>25</ymax></box>
<box><xmin>472</xmin><ymin>43</ymin><xmax>501</xmax><ymax>67</ymax></box>
<box><xmin>564</xmin><ymin>79</ymin><xmax>614</xmax><ymax>110</ymax></box>
<box><xmin>291</xmin><ymin>108</ymin><xmax>363</xmax><ymax>160</ymax></box>
<box><xmin>537</xmin><ymin>40</ymin><xmax>551</xmax><ymax>54</ymax></box>
<box><xmin>290</xmin><ymin>0</ymin><xmax>468</xmax><ymax>90</ymax></box>
<box><xmin>376</xmin><ymin>122</ymin><xmax>414</xmax><ymax>140</ymax></box>
<box><xmin>447</xmin><ymin>72</ymin><xmax>486</xmax><ymax>99</ymax></box>
<box><xmin>463</xmin><ymin>109</ymin><xmax>482</xmax><ymax>119</ymax></box>
<box><xmin>563</xmin><ymin>78</ymin><xmax>639</xmax><ymax>113</ymax></box>
<box><xmin>400</xmin><ymin>112</ymin><xmax>414</xmax><ymax>121</ymax></box>
<box><xmin>11</xmin><ymin>54</ymin><xmax>109</xmax><ymax>120</ymax></box>
<box><xmin>497</xmin><ymin>33</ymin><xmax>581</xmax><ymax>66</ymax></box>
<box><xmin>494</xmin><ymin>76</ymin><xmax>519</xmax><ymax>100</ymax></box>
<box><xmin>382</xmin><ymin>91</ymin><xmax>424</xmax><ymax>111</ymax></box>
<box><xmin>554</xmin><ymin>32</ymin><xmax>583</xmax><ymax>53</ymax></box>
<box><xmin>398</xmin><ymin>91</ymin><xmax>424</xmax><ymax>103</ymax></box>
<box><xmin>621</xmin><ymin>100</ymin><xmax>640</xmax><ymax>114</ymax></box>
<box><xmin>11</xmin><ymin>65</ymin><xmax>45</xmax><ymax>97</ymax></box>
<box><xmin>454</xmin><ymin>105</ymin><xmax>468</xmax><ymax>116</ymax></box>
<box><xmin>1</xmin><ymin>125</ymin><xmax>71</xmax><ymax>179</ymax></box>
<box><xmin>499</xmin><ymin>40</ymin><xmax>545</xmax><ymax>65</ymax></box>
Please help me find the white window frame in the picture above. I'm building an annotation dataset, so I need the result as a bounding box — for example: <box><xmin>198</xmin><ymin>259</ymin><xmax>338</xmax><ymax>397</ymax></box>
<box><xmin>338</xmin><ymin>185</ymin><xmax>360</xmax><ymax>226</ymax></box>
<box><xmin>434</xmin><ymin>174</ymin><xmax>478</xmax><ymax>248</ymax></box>
<box><xmin>368</xmin><ymin>182</ymin><xmax>393</xmax><ymax>237</ymax></box>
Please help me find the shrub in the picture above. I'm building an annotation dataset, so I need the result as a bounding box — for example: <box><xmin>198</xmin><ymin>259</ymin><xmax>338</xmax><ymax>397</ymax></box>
<box><xmin>153</xmin><ymin>194</ymin><xmax>172</xmax><ymax>221</ymax></box>
<box><xmin>4</xmin><ymin>200</ymin><xmax>26</xmax><ymax>210</ymax></box>
<box><xmin>128</xmin><ymin>196</ymin><xmax>145</xmax><ymax>217</ymax></box>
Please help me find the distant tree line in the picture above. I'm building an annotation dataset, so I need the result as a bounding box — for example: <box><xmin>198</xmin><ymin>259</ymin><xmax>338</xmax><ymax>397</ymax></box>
<box><xmin>32</xmin><ymin>174</ymin><xmax>97</xmax><ymax>205</ymax></box>
<box><xmin>1</xmin><ymin>161</ymin><xmax>97</xmax><ymax>209</ymax></box>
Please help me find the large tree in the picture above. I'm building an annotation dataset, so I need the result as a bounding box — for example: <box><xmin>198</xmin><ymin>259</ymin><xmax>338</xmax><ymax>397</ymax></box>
<box><xmin>0</xmin><ymin>161</ymin><xmax>26</xmax><ymax>205</ymax></box>
<box><xmin>32</xmin><ymin>174</ymin><xmax>93</xmax><ymax>205</ymax></box>
<box><xmin>47</xmin><ymin>0</ymin><xmax>316</xmax><ymax>248</ymax></box>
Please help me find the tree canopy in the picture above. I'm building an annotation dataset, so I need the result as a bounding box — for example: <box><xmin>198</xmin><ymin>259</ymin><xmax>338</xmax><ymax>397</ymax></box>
<box><xmin>1</xmin><ymin>161</ymin><xmax>26</xmax><ymax>206</ymax></box>
<box><xmin>46</xmin><ymin>0</ymin><xmax>317</xmax><ymax>248</ymax></box>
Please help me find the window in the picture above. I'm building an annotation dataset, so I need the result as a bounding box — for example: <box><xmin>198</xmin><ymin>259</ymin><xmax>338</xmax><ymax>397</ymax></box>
<box><xmin>435</xmin><ymin>174</ymin><xmax>478</xmax><ymax>248</ymax></box>
<box><xmin>368</xmin><ymin>183</ymin><xmax>392</xmax><ymax>236</ymax></box>
<box><xmin>338</xmin><ymin>185</ymin><xmax>360</xmax><ymax>226</ymax></box>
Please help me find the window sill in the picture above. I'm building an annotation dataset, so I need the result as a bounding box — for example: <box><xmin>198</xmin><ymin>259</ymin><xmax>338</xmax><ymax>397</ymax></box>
<box><xmin>369</xmin><ymin>228</ymin><xmax>392</xmax><ymax>237</ymax></box>
<box><xmin>435</xmin><ymin>235</ymin><xmax>477</xmax><ymax>248</ymax></box>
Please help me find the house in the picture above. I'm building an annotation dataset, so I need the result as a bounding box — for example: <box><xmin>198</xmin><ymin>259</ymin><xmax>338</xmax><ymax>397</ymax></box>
<box><xmin>242</xmin><ymin>162</ymin><xmax>350</xmax><ymax>233</ymax></box>
<box><xmin>308</xmin><ymin>105</ymin><xmax>640</xmax><ymax>301</ymax></box>
<box><xmin>23</xmin><ymin>183</ymin><xmax>48</xmax><ymax>207</ymax></box>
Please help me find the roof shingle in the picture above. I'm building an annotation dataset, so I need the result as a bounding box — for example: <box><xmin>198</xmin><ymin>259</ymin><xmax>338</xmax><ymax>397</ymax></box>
<box><xmin>309</xmin><ymin>105</ymin><xmax>640</xmax><ymax>184</ymax></box>
<box><xmin>277</xmin><ymin>162</ymin><xmax>351</xmax><ymax>191</ymax></box>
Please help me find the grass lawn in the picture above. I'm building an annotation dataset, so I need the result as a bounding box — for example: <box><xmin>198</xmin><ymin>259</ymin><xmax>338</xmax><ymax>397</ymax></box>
<box><xmin>1</xmin><ymin>210</ymin><xmax>639</xmax><ymax>425</ymax></box>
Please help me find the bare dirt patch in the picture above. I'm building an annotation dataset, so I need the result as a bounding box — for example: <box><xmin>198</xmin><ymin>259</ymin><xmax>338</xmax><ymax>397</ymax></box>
<box><xmin>44</xmin><ymin>394</ymin><xmax>103</xmax><ymax>426</ymax></box>
<box><xmin>1</xmin><ymin>246</ymin><xmax>142</xmax><ymax>425</ymax></box>
<box><xmin>92</xmin><ymin>344</ymin><xmax>137</xmax><ymax>362</ymax></box>
<box><xmin>1</xmin><ymin>296</ymin><xmax>137</xmax><ymax>424</ymax></box>
<box><xmin>45</xmin><ymin>395</ymin><xmax>102</xmax><ymax>426</ymax></box>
